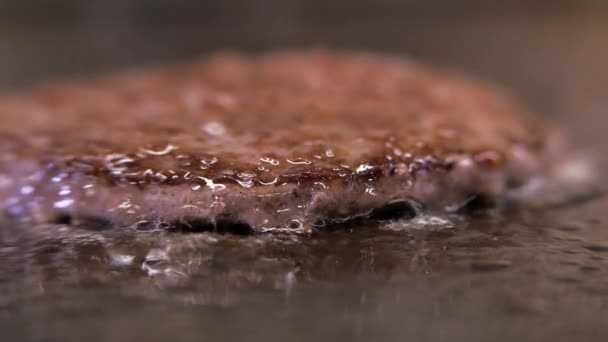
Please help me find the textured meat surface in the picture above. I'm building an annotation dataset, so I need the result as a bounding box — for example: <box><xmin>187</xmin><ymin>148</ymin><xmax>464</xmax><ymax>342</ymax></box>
<box><xmin>0</xmin><ymin>50</ymin><xmax>557</xmax><ymax>232</ymax></box>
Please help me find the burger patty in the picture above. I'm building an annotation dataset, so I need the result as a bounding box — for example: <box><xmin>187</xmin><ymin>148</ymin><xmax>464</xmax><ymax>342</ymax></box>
<box><xmin>0</xmin><ymin>50</ymin><xmax>559</xmax><ymax>233</ymax></box>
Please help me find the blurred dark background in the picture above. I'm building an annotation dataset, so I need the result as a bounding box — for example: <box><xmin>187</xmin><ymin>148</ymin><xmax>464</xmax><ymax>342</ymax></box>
<box><xmin>0</xmin><ymin>0</ymin><xmax>606</xmax><ymax>147</ymax></box>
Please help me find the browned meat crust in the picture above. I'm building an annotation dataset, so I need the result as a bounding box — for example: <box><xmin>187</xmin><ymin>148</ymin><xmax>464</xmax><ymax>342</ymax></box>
<box><xmin>0</xmin><ymin>50</ymin><xmax>558</xmax><ymax>232</ymax></box>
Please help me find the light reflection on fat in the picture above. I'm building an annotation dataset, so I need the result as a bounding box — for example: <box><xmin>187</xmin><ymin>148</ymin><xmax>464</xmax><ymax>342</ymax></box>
<box><xmin>51</xmin><ymin>173</ymin><xmax>69</xmax><ymax>183</ymax></box>
<box><xmin>259</xmin><ymin>177</ymin><xmax>278</xmax><ymax>186</ymax></box>
<box><xmin>286</xmin><ymin>158</ymin><xmax>312</xmax><ymax>165</ymax></box>
<box><xmin>20</xmin><ymin>185</ymin><xmax>34</xmax><ymax>195</ymax></box>
<box><xmin>197</xmin><ymin>176</ymin><xmax>227</xmax><ymax>191</ymax></box>
<box><xmin>260</xmin><ymin>157</ymin><xmax>280</xmax><ymax>166</ymax></box>
<box><xmin>104</xmin><ymin>153</ymin><xmax>135</xmax><ymax>173</ymax></box>
<box><xmin>140</xmin><ymin>144</ymin><xmax>178</xmax><ymax>156</ymax></box>
<box><xmin>58</xmin><ymin>186</ymin><xmax>71</xmax><ymax>196</ymax></box>
<box><xmin>236</xmin><ymin>179</ymin><xmax>253</xmax><ymax>188</ymax></box>
<box><xmin>381</xmin><ymin>214</ymin><xmax>456</xmax><ymax>231</ymax></box>
<box><xmin>53</xmin><ymin>198</ymin><xmax>74</xmax><ymax>209</ymax></box>
<box><xmin>356</xmin><ymin>163</ymin><xmax>374</xmax><ymax>173</ymax></box>
<box><xmin>200</xmin><ymin>121</ymin><xmax>227</xmax><ymax>137</ymax></box>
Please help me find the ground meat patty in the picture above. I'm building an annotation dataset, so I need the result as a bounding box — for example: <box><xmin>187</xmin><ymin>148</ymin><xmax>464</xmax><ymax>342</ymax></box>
<box><xmin>0</xmin><ymin>50</ymin><xmax>560</xmax><ymax>233</ymax></box>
